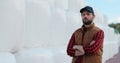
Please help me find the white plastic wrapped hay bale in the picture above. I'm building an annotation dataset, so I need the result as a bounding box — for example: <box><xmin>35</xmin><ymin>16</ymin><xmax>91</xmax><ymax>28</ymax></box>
<box><xmin>15</xmin><ymin>48</ymin><xmax>54</xmax><ymax>63</ymax></box>
<box><xmin>0</xmin><ymin>52</ymin><xmax>16</xmax><ymax>63</ymax></box>
<box><xmin>0</xmin><ymin>0</ymin><xmax>25</xmax><ymax>53</ymax></box>
<box><xmin>23</xmin><ymin>0</ymin><xmax>51</xmax><ymax>48</ymax></box>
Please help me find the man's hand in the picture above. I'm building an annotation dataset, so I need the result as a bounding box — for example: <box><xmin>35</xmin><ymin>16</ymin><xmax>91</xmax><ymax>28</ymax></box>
<box><xmin>89</xmin><ymin>40</ymin><xmax>95</xmax><ymax>46</ymax></box>
<box><xmin>73</xmin><ymin>45</ymin><xmax>85</xmax><ymax>56</ymax></box>
<box><xmin>75</xmin><ymin>50</ymin><xmax>84</xmax><ymax>56</ymax></box>
<box><xmin>73</xmin><ymin>45</ymin><xmax>83</xmax><ymax>51</ymax></box>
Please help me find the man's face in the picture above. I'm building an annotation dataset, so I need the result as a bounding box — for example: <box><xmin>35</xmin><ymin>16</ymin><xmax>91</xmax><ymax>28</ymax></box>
<box><xmin>81</xmin><ymin>11</ymin><xmax>95</xmax><ymax>25</ymax></box>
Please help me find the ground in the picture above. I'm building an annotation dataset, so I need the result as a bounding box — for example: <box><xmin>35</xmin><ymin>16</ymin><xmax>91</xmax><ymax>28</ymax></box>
<box><xmin>105</xmin><ymin>47</ymin><xmax>120</xmax><ymax>63</ymax></box>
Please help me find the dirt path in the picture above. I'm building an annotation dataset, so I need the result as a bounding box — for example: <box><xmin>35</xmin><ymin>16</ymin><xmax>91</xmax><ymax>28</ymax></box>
<box><xmin>105</xmin><ymin>47</ymin><xmax>120</xmax><ymax>63</ymax></box>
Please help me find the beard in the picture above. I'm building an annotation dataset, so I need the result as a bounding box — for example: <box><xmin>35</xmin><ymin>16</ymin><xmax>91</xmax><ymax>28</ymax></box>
<box><xmin>83</xmin><ymin>20</ymin><xmax>92</xmax><ymax>25</ymax></box>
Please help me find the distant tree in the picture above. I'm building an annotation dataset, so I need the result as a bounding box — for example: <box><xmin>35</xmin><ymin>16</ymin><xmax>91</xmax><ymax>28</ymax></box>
<box><xmin>108</xmin><ymin>23</ymin><xmax>120</xmax><ymax>34</ymax></box>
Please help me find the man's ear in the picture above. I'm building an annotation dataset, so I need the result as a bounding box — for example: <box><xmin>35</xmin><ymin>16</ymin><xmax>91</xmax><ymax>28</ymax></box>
<box><xmin>93</xmin><ymin>14</ymin><xmax>95</xmax><ymax>18</ymax></box>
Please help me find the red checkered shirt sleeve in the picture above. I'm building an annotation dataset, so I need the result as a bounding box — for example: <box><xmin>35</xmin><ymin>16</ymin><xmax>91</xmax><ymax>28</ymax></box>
<box><xmin>67</xmin><ymin>34</ymin><xmax>76</xmax><ymax>57</ymax></box>
<box><xmin>83</xmin><ymin>30</ymin><xmax>104</xmax><ymax>54</ymax></box>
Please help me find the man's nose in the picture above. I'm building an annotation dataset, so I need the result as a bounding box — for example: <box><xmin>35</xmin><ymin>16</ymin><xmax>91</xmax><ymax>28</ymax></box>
<box><xmin>84</xmin><ymin>14</ymin><xmax>88</xmax><ymax>18</ymax></box>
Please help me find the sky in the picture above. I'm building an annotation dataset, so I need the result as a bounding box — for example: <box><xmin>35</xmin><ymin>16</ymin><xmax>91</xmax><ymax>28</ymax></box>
<box><xmin>86</xmin><ymin>0</ymin><xmax>120</xmax><ymax>23</ymax></box>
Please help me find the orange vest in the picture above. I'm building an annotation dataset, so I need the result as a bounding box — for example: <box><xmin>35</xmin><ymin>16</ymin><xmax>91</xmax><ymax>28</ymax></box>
<box><xmin>72</xmin><ymin>24</ymin><xmax>103</xmax><ymax>63</ymax></box>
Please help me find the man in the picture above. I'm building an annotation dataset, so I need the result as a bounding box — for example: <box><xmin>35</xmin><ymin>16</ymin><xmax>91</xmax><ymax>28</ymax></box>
<box><xmin>67</xmin><ymin>6</ymin><xmax>104</xmax><ymax>63</ymax></box>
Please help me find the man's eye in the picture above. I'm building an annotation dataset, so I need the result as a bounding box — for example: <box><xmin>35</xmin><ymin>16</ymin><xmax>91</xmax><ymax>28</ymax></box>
<box><xmin>82</xmin><ymin>14</ymin><xmax>85</xmax><ymax>16</ymax></box>
<box><xmin>87</xmin><ymin>13</ymin><xmax>90</xmax><ymax>15</ymax></box>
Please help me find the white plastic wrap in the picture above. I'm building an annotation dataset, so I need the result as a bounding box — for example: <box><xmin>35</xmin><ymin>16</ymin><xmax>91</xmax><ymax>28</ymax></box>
<box><xmin>23</xmin><ymin>0</ymin><xmax>51</xmax><ymax>48</ymax></box>
<box><xmin>15</xmin><ymin>48</ymin><xmax>54</xmax><ymax>63</ymax></box>
<box><xmin>54</xmin><ymin>0</ymin><xmax>68</xmax><ymax>10</ymax></box>
<box><xmin>0</xmin><ymin>0</ymin><xmax>24</xmax><ymax>53</ymax></box>
<box><xmin>48</xmin><ymin>8</ymin><xmax>67</xmax><ymax>47</ymax></box>
<box><xmin>68</xmin><ymin>0</ymin><xmax>87</xmax><ymax>12</ymax></box>
<box><xmin>0</xmin><ymin>52</ymin><xmax>16</xmax><ymax>63</ymax></box>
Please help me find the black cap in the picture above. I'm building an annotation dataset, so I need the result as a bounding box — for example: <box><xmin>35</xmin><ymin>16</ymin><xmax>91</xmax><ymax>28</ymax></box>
<box><xmin>80</xmin><ymin>6</ymin><xmax>94</xmax><ymax>14</ymax></box>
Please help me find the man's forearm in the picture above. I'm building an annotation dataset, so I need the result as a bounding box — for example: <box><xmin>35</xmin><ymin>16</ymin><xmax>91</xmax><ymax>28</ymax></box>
<box><xmin>83</xmin><ymin>30</ymin><xmax>104</xmax><ymax>54</ymax></box>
